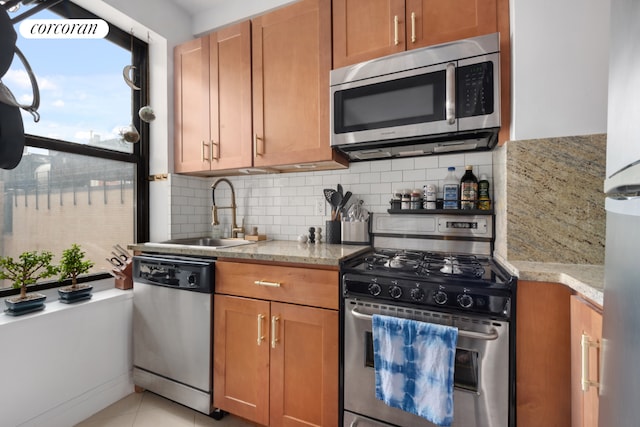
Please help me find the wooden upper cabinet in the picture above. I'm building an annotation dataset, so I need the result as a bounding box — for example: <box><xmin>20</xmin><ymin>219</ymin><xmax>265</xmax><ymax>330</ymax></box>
<box><xmin>570</xmin><ymin>295</ymin><xmax>602</xmax><ymax>427</ymax></box>
<box><xmin>209</xmin><ymin>21</ymin><xmax>253</xmax><ymax>171</ymax></box>
<box><xmin>408</xmin><ymin>0</ymin><xmax>498</xmax><ymax>49</ymax></box>
<box><xmin>174</xmin><ymin>21</ymin><xmax>252</xmax><ymax>174</ymax></box>
<box><xmin>332</xmin><ymin>0</ymin><xmax>406</xmax><ymax>68</ymax></box>
<box><xmin>174</xmin><ymin>36</ymin><xmax>210</xmax><ymax>173</ymax></box>
<box><xmin>333</xmin><ymin>0</ymin><xmax>498</xmax><ymax>68</ymax></box>
<box><xmin>252</xmin><ymin>0</ymin><xmax>335</xmax><ymax>167</ymax></box>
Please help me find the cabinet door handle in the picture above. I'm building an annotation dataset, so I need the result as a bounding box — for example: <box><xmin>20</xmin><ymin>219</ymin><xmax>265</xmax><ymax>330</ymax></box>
<box><xmin>271</xmin><ymin>315</ymin><xmax>280</xmax><ymax>348</ymax></box>
<box><xmin>257</xmin><ymin>314</ymin><xmax>265</xmax><ymax>345</ymax></box>
<box><xmin>254</xmin><ymin>134</ymin><xmax>263</xmax><ymax>157</ymax></box>
<box><xmin>393</xmin><ymin>15</ymin><xmax>399</xmax><ymax>46</ymax></box>
<box><xmin>254</xmin><ymin>280</ymin><xmax>281</xmax><ymax>287</ymax></box>
<box><xmin>211</xmin><ymin>140</ymin><xmax>219</xmax><ymax>160</ymax></box>
<box><xmin>411</xmin><ymin>12</ymin><xmax>416</xmax><ymax>43</ymax></box>
<box><xmin>581</xmin><ymin>332</ymin><xmax>600</xmax><ymax>392</ymax></box>
<box><xmin>201</xmin><ymin>140</ymin><xmax>210</xmax><ymax>162</ymax></box>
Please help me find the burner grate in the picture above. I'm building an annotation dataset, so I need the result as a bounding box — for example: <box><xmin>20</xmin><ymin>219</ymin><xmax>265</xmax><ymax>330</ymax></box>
<box><xmin>363</xmin><ymin>249</ymin><xmax>489</xmax><ymax>280</ymax></box>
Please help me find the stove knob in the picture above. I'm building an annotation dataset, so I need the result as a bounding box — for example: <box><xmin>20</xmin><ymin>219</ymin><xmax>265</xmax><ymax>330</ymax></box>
<box><xmin>458</xmin><ymin>294</ymin><xmax>474</xmax><ymax>309</ymax></box>
<box><xmin>389</xmin><ymin>285</ymin><xmax>403</xmax><ymax>299</ymax></box>
<box><xmin>433</xmin><ymin>290</ymin><xmax>448</xmax><ymax>305</ymax></box>
<box><xmin>368</xmin><ymin>283</ymin><xmax>382</xmax><ymax>296</ymax></box>
<box><xmin>410</xmin><ymin>288</ymin><xmax>425</xmax><ymax>302</ymax></box>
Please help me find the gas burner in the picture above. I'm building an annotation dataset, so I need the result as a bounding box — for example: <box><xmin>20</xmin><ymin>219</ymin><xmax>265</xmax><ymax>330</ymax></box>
<box><xmin>364</xmin><ymin>250</ymin><xmax>423</xmax><ymax>272</ymax></box>
<box><xmin>418</xmin><ymin>254</ymin><xmax>486</xmax><ymax>279</ymax></box>
<box><xmin>440</xmin><ymin>257</ymin><xmax>463</xmax><ymax>274</ymax></box>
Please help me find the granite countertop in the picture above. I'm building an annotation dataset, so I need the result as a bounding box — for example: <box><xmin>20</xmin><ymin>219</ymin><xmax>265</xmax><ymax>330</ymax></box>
<box><xmin>128</xmin><ymin>240</ymin><xmax>371</xmax><ymax>267</ymax></box>
<box><xmin>500</xmin><ymin>258</ymin><xmax>604</xmax><ymax>307</ymax></box>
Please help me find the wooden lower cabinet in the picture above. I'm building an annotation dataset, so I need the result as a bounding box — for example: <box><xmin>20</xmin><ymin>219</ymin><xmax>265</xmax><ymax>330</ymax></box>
<box><xmin>213</xmin><ymin>260</ymin><xmax>339</xmax><ymax>427</ymax></box>
<box><xmin>570</xmin><ymin>295</ymin><xmax>602</xmax><ymax>427</ymax></box>
<box><xmin>516</xmin><ymin>280</ymin><xmax>572</xmax><ymax>427</ymax></box>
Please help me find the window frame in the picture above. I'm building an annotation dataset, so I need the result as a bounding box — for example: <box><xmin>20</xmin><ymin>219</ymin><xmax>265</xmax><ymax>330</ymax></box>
<box><xmin>0</xmin><ymin>1</ymin><xmax>149</xmax><ymax>297</ymax></box>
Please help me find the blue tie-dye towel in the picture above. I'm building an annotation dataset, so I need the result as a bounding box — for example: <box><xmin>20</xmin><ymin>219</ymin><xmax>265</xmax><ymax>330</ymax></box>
<box><xmin>372</xmin><ymin>314</ymin><xmax>458</xmax><ymax>427</ymax></box>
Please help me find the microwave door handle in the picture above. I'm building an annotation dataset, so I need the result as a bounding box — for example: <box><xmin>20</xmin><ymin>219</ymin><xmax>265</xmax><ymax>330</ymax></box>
<box><xmin>446</xmin><ymin>62</ymin><xmax>456</xmax><ymax>125</ymax></box>
<box><xmin>350</xmin><ymin>306</ymin><xmax>499</xmax><ymax>341</ymax></box>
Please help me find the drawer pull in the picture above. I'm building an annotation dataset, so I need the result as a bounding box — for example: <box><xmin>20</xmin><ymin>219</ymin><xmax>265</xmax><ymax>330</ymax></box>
<box><xmin>581</xmin><ymin>332</ymin><xmax>600</xmax><ymax>392</ymax></box>
<box><xmin>257</xmin><ymin>314</ymin><xmax>265</xmax><ymax>346</ymax></box>
<box><xmin>271</xmin><ymin>315</ymin><xmax>279</xmax><ymax>348</ymax></box>
<box><xmin>254</xmin><ymin>280</ymin><xmax>281</xmax><ymax>288</ymax></box>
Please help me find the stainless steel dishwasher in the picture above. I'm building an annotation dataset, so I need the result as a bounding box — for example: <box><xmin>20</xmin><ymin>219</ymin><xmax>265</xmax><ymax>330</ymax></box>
<box><xmin>132</xmin><ymin>254</ymin><xmax>215</xmax><ymax>414</ymax></box>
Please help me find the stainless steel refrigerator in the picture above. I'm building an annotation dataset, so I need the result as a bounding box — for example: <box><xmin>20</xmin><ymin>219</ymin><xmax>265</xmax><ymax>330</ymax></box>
<box><xmin>599</xmin><ymin>0</ymin><xmax>640</xmax><ymax>424</ymax></box>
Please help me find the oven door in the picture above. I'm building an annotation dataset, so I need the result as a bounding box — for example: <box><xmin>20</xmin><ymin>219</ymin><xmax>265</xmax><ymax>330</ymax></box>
<box><xmin>343</xmin><ymin>298</ymin><xmax>510</xmax><ymax>427</ymax></box>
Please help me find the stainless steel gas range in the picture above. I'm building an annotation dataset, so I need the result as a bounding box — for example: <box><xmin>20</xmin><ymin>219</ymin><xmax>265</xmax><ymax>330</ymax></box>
<box><xmin>340</xmin><ymin>213</ymin><xmax>516</xmax><ymax>427</ymax></box>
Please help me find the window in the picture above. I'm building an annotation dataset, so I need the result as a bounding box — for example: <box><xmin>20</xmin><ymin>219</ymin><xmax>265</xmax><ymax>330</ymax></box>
<box><xmin>0</xmin><ymin>1</ymin><xmax>149</xmax><ymax>293</ymax></box>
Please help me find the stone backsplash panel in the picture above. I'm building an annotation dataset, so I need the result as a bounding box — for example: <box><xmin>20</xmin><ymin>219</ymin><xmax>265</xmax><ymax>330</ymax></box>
<box><xmin>501</xmin><ymin>134</ymin><xmax>606</xmax><ymax>264</ymax></box>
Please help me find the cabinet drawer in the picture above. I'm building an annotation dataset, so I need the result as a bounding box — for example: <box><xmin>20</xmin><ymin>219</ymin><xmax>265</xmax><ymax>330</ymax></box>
<box><xmin>215</xmin><ymin>261</ymin><xmax>339</xmax><ymax>310</ymax></box>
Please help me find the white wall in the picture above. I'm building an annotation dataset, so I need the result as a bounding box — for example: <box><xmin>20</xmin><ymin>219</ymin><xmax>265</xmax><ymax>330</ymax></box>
<box><xmin>192</xmin><ymin>0</ymin><xmax>298</xmax><ymax>35</ymax></box>
<box><xmin>510</xmin><ymin>0</ymin><xmax>610</xmax><ymax>140</ymax></box>
<box><xmin>0</xmin><ymin>287</ymin><xmax>133</xmax><ymax>427</ymax></box>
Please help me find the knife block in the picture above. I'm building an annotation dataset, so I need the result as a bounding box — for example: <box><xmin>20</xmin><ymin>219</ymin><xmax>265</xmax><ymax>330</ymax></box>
<box><xmin>114</xmin><ymin>262</ymin><xmax>133</xmax><ymax>290</ymax></box>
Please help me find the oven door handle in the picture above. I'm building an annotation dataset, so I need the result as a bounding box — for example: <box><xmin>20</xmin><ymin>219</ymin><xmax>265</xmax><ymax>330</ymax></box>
<box><xmin>350</xmin><ymin>307</ymin><xmax>500</xmax><ymax>341</ymax></box>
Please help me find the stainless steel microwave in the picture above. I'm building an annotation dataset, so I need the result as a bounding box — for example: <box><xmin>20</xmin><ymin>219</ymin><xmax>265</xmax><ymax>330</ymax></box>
<box><xmin>330</xmin><ymin>33</ymin><xmax>501</xmax><ymax>161</ymax></box>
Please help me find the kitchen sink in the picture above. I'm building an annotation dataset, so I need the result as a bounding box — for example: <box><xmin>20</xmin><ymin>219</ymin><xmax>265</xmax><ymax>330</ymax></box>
<box><xmin>151</xmin><ymin>237</ymin><xmax>255</xmax><ymax>249</ymax></box>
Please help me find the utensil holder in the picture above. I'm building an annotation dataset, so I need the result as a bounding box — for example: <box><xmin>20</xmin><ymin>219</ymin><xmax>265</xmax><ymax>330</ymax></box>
<box><xmin>325</xmin><ymin>220</ymin><xmax>341</xmax><ymax>244</ymax></box>
<box><xmin>341</xmin><ymin>220</ymin><xmax>370</xmax><ymax>245</ymax></box>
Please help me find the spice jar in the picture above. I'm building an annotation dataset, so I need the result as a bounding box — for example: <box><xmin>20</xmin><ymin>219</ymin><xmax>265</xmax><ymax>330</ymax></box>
<box><xmin>410</xmin><ymin>189</ymin><xmax>423</xmax><ymax>210</ymax></box>
<box><xmin>401</xmin><ymin>190</ymin><xmax>411</xmax><ymax>209</ymax></box>
<box><xmin>390</xmin><ymin>191</ymin><xmax>402</xmax><ymax>210</ymax></box>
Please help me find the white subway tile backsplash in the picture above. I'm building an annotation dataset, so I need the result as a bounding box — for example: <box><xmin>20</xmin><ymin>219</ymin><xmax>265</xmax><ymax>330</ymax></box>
<box><xmin>391</xmin><ymin>158</ymin><xmax>415</xmax><ymax>171</ymax></box>
<box><xmin>169</xmin><ymin>154</ymin><xmax>495</xmax><ymax>241</ymax></box>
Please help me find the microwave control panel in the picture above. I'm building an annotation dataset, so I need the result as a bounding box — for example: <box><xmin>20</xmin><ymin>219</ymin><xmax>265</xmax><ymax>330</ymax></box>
<box><xmin>457</xmin><ymin>61</ymin><xmax>494</xmax><ymax>118</ymax></box>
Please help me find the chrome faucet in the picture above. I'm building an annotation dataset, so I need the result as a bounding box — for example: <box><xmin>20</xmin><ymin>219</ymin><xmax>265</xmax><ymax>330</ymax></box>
<box><xmin>211</xmin><ymin>178</ymin><xmax>243</xmax><ymax>238</ymax></box>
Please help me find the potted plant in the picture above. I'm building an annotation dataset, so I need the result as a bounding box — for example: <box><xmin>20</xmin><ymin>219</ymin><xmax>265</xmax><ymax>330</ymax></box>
<box><xmin>0</xmin><ymin>250</ymin><xmax>58</xmax><ymax>315</ymax></box>
<box><xmin>57</xmin><ymin>243</ymin><xmax>94</xmax><ymax>303</ymax></box>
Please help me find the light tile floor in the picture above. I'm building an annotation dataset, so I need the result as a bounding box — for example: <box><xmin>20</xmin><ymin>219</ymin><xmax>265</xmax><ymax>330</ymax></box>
<box><xmin>75</xmin><ymin>391</ymin><xmax>257</xmax><ymax>427</ymax></box>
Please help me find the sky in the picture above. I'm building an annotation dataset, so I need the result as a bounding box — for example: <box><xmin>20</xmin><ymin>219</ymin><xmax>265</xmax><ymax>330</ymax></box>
<box><xmin>3</xmin><ymin>8</ymin><xmax>132</xmax><ymax>146</ymax></box>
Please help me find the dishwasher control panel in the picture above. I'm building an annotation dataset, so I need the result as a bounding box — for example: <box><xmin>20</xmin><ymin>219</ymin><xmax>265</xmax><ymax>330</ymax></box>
<box><xmin>133</xmin><ymin>254</ymin><xmax>215</xmax><ymax>293</ymax></box>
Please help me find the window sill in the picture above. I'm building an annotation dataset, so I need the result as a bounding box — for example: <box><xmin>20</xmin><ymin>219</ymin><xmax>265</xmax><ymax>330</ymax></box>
<box><xmin>0</xmin><ymin>279</ymin><xmax>132</xmax><ymax>326</ymax></box>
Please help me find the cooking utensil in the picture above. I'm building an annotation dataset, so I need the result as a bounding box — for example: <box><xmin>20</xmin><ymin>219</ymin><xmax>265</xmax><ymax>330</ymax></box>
<box><xmin>330</xmin><ymin>191</ymin><xmax>343</xmax><ymax>220</ymax></box>
<box><xmin>338</xmin><ymin>191</ymin><xmax>352</xmax><ymax>216</ymax></box>
<box><xmin>323</xmin><ymin>188</ymin><xmax>336</xmax><ymax>205</ymax></box>
<box><xmin>337</xmin><ymin>184</ymin><xmax>344</xmax><ymax>197</ymax></box>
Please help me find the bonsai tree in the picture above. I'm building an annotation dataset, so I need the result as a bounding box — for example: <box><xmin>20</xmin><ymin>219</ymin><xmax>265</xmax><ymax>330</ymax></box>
<box><xmin>58</xmin><ymin>243</ymin><xmax>94</xmax><ymax>289</ymax></box>
<box><xmin>0</xmin><ymin>250</ymin><xmax>59</xmax><ymax>300</ymax></box>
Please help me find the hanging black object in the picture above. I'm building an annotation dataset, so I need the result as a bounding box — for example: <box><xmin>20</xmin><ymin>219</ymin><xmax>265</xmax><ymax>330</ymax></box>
<box><xmin>0</xmin><ymin>5</ymin><xmax>23</xmax><ymax>170</ymax></box>
<box><xmin>0</xmin><ymin>101</ymin><xmax>25</xmax><ymax>170</ymax></box>
<box><xmin>0</xmin><ymin>6</ymin><xmax>17</xmax><ymax>78</ymax></box>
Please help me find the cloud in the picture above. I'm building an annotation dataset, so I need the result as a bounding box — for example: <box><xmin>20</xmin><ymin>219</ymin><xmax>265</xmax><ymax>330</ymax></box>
<box><xmin>52</xmin><ymin>99</ymin><xmax>64</xmax><ymax>107</ymax></box>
